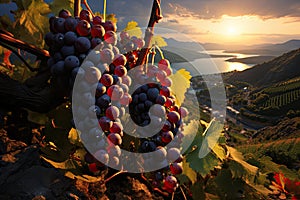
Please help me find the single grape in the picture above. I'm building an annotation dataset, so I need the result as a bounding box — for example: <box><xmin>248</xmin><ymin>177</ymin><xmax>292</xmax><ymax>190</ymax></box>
<box><xmin>150</xmin><ymin>104</ymin><xmax>166</xmax><ymax>117</ymax></box>
<box><xmin>154</xmin><ymin>146</ymin><xmax>167</xmax><ymax>162</ymax></box>
<box><xmin>64</xmin><ymin>55</ymin><xmax>80</xmax><ymax>70</ymax></box>
<box><xmin>98</xmin><ymin>116</ymin><xmax>113</xmax><ymax>132</ymax></box>
<box><xmin>107</xmin><ymin>145</ymin><xmax>121</xmax><ymax>157</ymax></box>
<box><xmin>141</xmin><ymin>141</ymin><xmax>157</xmax><ymax>152</ymax></box>
<box><xmin>94</xmin><ymin>149</ymin><xmax>109</xmax><ymax>165</ymax></box>
<box><xmin>165</xmin><ymin>98</ymin><xmax>174</xmax><ymax>108</ymax></box>
<box><xmin>75</xmin><ymin>37</ymin><xmax>91</xmax><ymax>53</ymax></box>
<box><xmin>93</xmin><ymin>16</ymin><xmax>104</xmax><ymax>25</ymax></box>
<box><xmin>147</xmin><ymin>88</ymin><xmax>160</xmax><ymax>101</ymax></box>
<box><xmin>170</xmin><ymin>162</ymin><xmax>183</xmax><ymax>175</ymax></box>
<box><xmin>110</xmin><ymin>121</ymin><xmax>123</xmax><ymax>134</ymax></box>
<box><xmin>138</xmin><ymin>93</ymin><xmax>147</xmax><ymax>102</ymax></box>
<box><xmin>53</xmin><ymin>33</ymin><xmax>65</xmax><ymax>48</ymax></box>
<box><xmin>108</xmin><ymin>156</ymin><xmax>120</xmax><ymax>168</ymax></box>
<box><xmin>100</xmin><ymin>73</ymin><xmax>114</xmax><ymax>87</ymax></box>
<box><xmin>54</xmin><ymin>17</ymin><xmax>66</xmax><ymax>33</ymax></box>
<box><xmin>163</xmin><ymin>175</ymin><xmax>178</xmax><ymax>193</ymax></box>
<box><xmin>80</xmin><ymin>9</ymin><xmax>92</xmax><ymax>22</ymax></box>
<box><xmin>107</xmin><ymin>133</ymin><xmax>122</xmax><ymax>145</ymax></box>
<box><xmin>162</xmin><ymin>120</ymin><xmax>175</xmax><ymax>132</ymax></box>
<box><xmin>59</xmin><ymin>9</ymin><xmax>71</xmax><ymax>18</ymax></box>
<box><xmin>165</xmin><ymin>67</ymin><xmax>173</xmax><ymax>76</ymax></box>
<box><xmin>53</xmin><ymin>52</ymin><xmax>64</xmax><ymax>62</ymax></box>
<box><xmin>167</xmin><ymin>148</ymin><xmax>181</xmax><ymax>162</ymax></box>
<box><xmin>100</xmin><ymin>48</ymin><xmax>114</xmax><ymax>64</ymax></box>
<box><xmin>60</xmin><ymin>45</ymin><xmax>75</xmax><ymax>57</ymax></box>
<box><xmin>155</xmin><ymin>95</ymin><xmax>166</xmax><ymax>105</ymax></box>
<box><xmin>120</xmin><ymin>93</ymin><xmax>132</xmax><ymax>105</ymax></box>
<box><xmin>96</xmin><ymin>94</ymin><xmax>111</xmax><ymax>109</ymax></box>
<box><xmin>105</xmin><ymin>106</ymin><xmax>120</xmax><ymax>120</ymax></box>
<box><xmin>101</xmin><ymin>20</ymin><xmax>117</xmax><ymax>32</ymax></box>
<box><xmin>88</xmin><ymin>163</ymin><xmax>99</xmax><ymax>173</ymax></box>
<box><xmin>107</xmin><ymin>85</ymin><xmax>124</xmax><ymax>101</ymax></box>
<box><xmin>156</xmin><ymin>70</ymin><xmax>167</xmax><ymax>81</ymax></box>
<box><xmin>44</xmin><ymin>32</ymin><xmax>54</xmax><ymax>47</ymax></box>
<box><xmin>76</xmin><ymin>20</ymin><xmax>91</xmax><ymax>36</ymax></box>
<box><xmin>85</xmin><ymin>66</ymin><xmax>101</xmax><ymax>84</ymax></box>
<box><xmin>114</xmin><ymin>65</ymin><xmax>127</xmax><ymax>77</ymax></box>
<box><xmin>167</xmin><ymin>111</ymin><xmax>180</xmax><ymax>123</ymax></box>
<box><xmin>91</xmin><ymin>37</ymin><xmax>104</xmax><ymax>49</ymax></box>
<box><xmin>120</xmin><ymin>31</ymin><xmax>130</xmax><ymax>41</ymax></box>
<box><xmin>64</xmin><ymin>31</ymin><xmax>77</xmax><ymax>45</ymax></box>
<box><xmin>91</xmin><ymin>24</ymin><xmax>105</xmax><ymax>38</ymax></box>
<box><xmin>113</xmin><ymin>54</ymin><xmax>127</xmax><ymax>66</ymax></box>
<box><xmin>51</xmin><ymin>61</ymin><xmax>65</xmax><ymax>75</ymax></box>
<box><xmin>64</xmin><ymin>17</ymin><xmax>78</xmax><ymax>32</ymax></box>
<box><xmin>104</xmin><ymin>31</ymin><xmax>117</xmax><ymax>45</ymax></box>
<box><xmin>158</xmin><ymin>59</ymin><xmax>170</xmax><ymax>71</ymax></box>
<box><xmin>121</xmin><ymin>75</ymin><xmax>132</xmax><ymax>86</ymax></box>
<box><xmin>95</xmin><ymin>83</ymin><xmax>106</xmax><ymax>98</ymax></box>
<box><xmin>161</xmin><ymin>131</ymin><xmax>174</xmax><ymax>143</ymax></box>
<box><xmin>161</xmin><ymin>77</ymin><xmax>172</xmax><ymax>87</ymax></box>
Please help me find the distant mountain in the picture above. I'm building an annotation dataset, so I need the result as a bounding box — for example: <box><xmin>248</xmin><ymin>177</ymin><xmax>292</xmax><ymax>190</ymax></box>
<box><xmin>227</xmin><ymin>48</ymin><xmax>300</xmax><ymax>87</ymax></box>
<box><xmin>225</xmin><ymin>40</ymin><xmax>300</xmax><ymax>56</ymax></box>
<box><xmin>164</xmin><ymin>37</ymin><xmax>300</xmax><ymax>56</ymax></box>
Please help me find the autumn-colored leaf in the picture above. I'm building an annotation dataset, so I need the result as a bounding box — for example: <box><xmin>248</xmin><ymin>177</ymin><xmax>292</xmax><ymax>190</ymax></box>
<box><xmin>123</xmin><ymin>21</ymin><xmax>143</xmax><ymax>38</ymax></box>
<box><xmin>169</xmin><ymin>68</ymin><xmax>191</xmax><ymax>106</ymax></box>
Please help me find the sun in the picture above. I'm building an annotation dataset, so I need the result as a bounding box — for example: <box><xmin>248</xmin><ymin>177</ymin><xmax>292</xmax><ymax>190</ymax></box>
<box><xmin>226</xmin><ymin>26</ymin><xmax>239</xmax><ymax>36</ymax></box>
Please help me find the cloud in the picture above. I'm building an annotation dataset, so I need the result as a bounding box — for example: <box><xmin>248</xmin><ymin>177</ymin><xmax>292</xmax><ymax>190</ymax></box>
<box><xmin>161</xmin><ymin>0</ymin><xmax>300</xmax><ymax>19</ymax></box>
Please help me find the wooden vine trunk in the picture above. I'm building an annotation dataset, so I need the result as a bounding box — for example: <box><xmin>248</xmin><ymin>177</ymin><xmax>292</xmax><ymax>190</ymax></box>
<box><xmin>0</xmin><ymin>0</ymin><xmax>162</xmax><ymax>113</ymax></box>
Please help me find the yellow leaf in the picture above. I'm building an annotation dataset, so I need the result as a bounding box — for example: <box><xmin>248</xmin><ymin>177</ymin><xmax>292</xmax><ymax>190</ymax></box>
<box><xmin>182</xmin><ymin>158</ymin><xmax>197</xmax><ymax>184</ymax></box>
<box><xmin>169</xmin><ymin>69</ymin><xmax>192</xmax><ymax>106</ymax></box>
<box><xmin>68</xmin><ymin>128</ymin><xmax>82</xmax><ymax>146</ymax></box>
<box><xmin>151</xmin><ymin>36</ymin><xmax>167</xmax><ymax>47</ymax></box>
<box><xmin>123</xmin><ymin>21</ymin><xmax>142</xmax><ymax>38</ymax></box>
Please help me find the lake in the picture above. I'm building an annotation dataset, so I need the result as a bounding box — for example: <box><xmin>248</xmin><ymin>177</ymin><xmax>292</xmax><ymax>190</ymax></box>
<box><xmin>172</xmin><ymin>50</ymin><xmax>256</xmax><ymax>75</ymax></box>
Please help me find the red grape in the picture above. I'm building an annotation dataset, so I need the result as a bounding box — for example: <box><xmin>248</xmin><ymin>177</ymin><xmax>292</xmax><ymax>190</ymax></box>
<box><xmin>161</xmin><ymin>131</ymin><xmax>174</xmax><ymax>143</ymax></box>
<box><xmin>170</xmin><ymin>162</ymin><xmax>183</xmax><ymax>175</ymax></box>
<box><xmin>167</xmin><ymin>111</ymin><xmax>180</xmax><ymax>123</ymax></box>
<box><xmin>80</xmin><ymin>9</ymin><xmax>92</xmax><ymax>22</ymax></box>
<box><xmin>59</xmin><ymin>9</ymin><xmax>71</xmax><ymax>19</ymax></box>
<box><xmin>98</xmin><ymin>116</ymin><xmax>113</xmax><ymax>132</ymax></box>
<box><xmin>113</xmin><ymin>54</ymin><xmax>127</xmax><ymax>66</ymax></box>
<box><xmin>158</xmin><ymin>59</ymin><xmax>170</xmax><ymax>71</ymax></box>
<box><xmin>107</xmin><ymin>133</ymin><xmax>122</xmax><ymax>145</ymax></box>
<box><xmin>93</xmin><ymin>16</ymin><xmax>104</xmax><ymax>25</ymax></box>
<box><xmin>91</xmin><ymin>24</ymin><xmax>105</xmax><ymax>38</ymax></box>
<box><xmin>106</xmin><ymin>106</ymin><xmax>120</xmax><ymax>120</ymax></box>
<box><xmin>114</xmin><ymin>65</ymin><xmax>127</xmax><ymax>77</ymax></box>
<box><xmin>100</xmin><ymin>74</ymin><xmax>114</xmax><ymax>87</ymax></box>
<box><xmin>76</xmin><ymin>20</ymin><xmax>91</xmax><ymax>36</ymax></box>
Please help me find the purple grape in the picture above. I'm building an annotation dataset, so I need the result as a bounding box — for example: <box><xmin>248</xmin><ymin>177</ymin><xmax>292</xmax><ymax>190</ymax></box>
<box><xmin>53</xmin><ymin>52</ymin><xmax>64</xmax><ymax>62</ymax></box>
<box><xmin>75</xmin><ymin>37</ymin><xmax>91</xmax><ymax>53</ymax></box>
<box><xmin>53</xmin><ymin>33</ymin><xmax>64</xmax><ymax>48</ymax></box>
<box><xmin>138</xmin><ymin>93</ymin><xmax>147</xmax><ymax>102</ymax></box>
<box><xmin>64</xmin><ymin>55</ymin><xmax>80</xmax><ymax>70</ymax></box>
<box><xmin>95</xmin><ymin>83</ymin><xmax>106</xmax><ymax>98</ymax></box>
<box><xmin>51</xmin><ymin>61</ymin><xmax>65</xmax><ymax>75</ymax></box>
<box><xmin>96</xmin><ymin>94</ymin><xmax>111</xmax><ymax>109</ymax></box>
<box><xmin>64</xmin><ymin>17</ymin><xmax>78</xmax><ymax>32</ymax></box>
<box><xmin>60</xmin><ymin>45</ymin><xmax>75</xmax><ymax>57</ymax></box>
<box><xmin>64</xmin><ymin>31</ymin><xmax>77</xmax><ymax>45</ymax></box>
<box><xmin>54</xmin><ymin>17</ymin><xmax>66</xmax><ymax>33</ymax></box>
<box><xmin>44</xmin><ymin>32</ymin><xmax>54</xmax><ymax>47</ymax></box>
<box><xmin>147</xmin><ymin>88</ymin><xmax>159</xmax><ymax>101</ymax></box>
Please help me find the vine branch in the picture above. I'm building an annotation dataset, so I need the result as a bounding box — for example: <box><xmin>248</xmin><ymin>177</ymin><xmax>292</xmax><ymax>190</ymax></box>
<box><xmin>136</xmin><ymin>0</ymin><xmax>162</xmax><ymax>66</ymax></box>
<box><xmin>0</xmin><ymin>32</ymin><xmax>49</xmax><ymax>59</ymax></box>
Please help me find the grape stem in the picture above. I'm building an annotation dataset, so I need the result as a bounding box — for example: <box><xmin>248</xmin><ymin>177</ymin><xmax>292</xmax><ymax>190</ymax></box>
<box><xmin>180</xmin><ymin>186</ymin><xmax>188</xmax><ymax>200</ymax></box>
<box><xmin>82</xmin><ymin>0</ymin><xmax>95</xmax><ymax>17</ymax></box>
<box><xmin>103</xmin><ymin>0</ymin><xmax>107</xmax><ymax>22</ymax></box>
<box><xmin>74</xmin><ymin>0</ymin><xmax>81</xmax><ymax>17</ymax></box>
<box><xmin>0</xmin><ymin>31</ymin><xmax>49</xmax><ymax>59</ymax></box>
<box><xmin>103</xmin><ymin>170</ymin><xmax>127</xmax><ymax>184</ymax></box>
<box><xmin>136</xmin><ymin>0</ymin><xmax>162</xmax><ymax>66</ymax></box>
<box><xmin>0</xmin><ymin>41</ymin><xmax>39</xmax><ymax>72</ymax></box>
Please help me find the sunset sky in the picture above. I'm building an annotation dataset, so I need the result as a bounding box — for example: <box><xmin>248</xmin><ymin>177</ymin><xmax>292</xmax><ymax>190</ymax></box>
<box><xmin>89</xmin><ymin>0</ymin><xmax>300</xmax><ymax>45</ymax></box>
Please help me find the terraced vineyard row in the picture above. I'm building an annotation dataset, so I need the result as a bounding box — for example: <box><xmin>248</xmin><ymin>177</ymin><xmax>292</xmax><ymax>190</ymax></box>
<box><xmin>263</xmin><ymin>79</ymin><xmax>300</xmax><ymax>94</ymax></box>
<box><xmin>263</xmin><ymin>89</ymin><xmax>300</xmax><ymax>108</ymax></box>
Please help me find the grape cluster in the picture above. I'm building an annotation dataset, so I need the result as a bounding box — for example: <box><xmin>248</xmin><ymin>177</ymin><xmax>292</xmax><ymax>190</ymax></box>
<box><xmin>44</xmin><ymin>8</ymin><xmax>189</xmax><ymax>194</ymax></box>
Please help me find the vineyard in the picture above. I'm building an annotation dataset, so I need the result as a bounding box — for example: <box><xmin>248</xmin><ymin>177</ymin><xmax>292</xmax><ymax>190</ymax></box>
<box><xmin>0</xmin><ymin>0</ymin><xmax>300</xmax><ymax>199</ymax></box>
<box><xmin>262</xmin><ymin>89</ymin><xmax>300</xmax><ymax>108</ymax></box>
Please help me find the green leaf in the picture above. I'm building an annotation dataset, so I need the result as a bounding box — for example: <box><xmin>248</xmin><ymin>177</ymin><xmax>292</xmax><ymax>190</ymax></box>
<box><xmin>186</xmin><ymin>150</ymin><xmax>219</xmax><ymax>177</ymax></box>
<box><xmin>123</xmin><ymin>21</ymin><xmax>143</xmax><ymax>38</ymax></box>
<box><xmin>201</xmin><ymin>119</ymin><xmax>226</xmax><ymax>160</ymax></box>
<box><xmin>181</xmin><ymin>120</ymin><xmax>202</xmax><ymax>155</ymax></box>
<box><xmin>169</xmin><ymin>69</ymin><xmax>191</xmax><ymax>106</ymax></box>
<box><xmin>190</xmin><ymin>181</ymin><xmax>206</xmax><ymax>200</ymax></box>
<box><xmin>180</xmin><ymin>158</ymin><xmax>197</xmax><ymax>184</ymax></box>
<box><xmin>50</xmin><ymin>0</ymin><xmax>74</xmax><ymax>16</ymax></box>
<box><xmin>227</xmin><ymin>146</ymin><xmax>258</xmax><ymax>176</ymax></box>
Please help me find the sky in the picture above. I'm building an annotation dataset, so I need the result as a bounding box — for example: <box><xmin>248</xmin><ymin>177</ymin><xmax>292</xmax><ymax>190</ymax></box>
<box><xmin>1</xmin><ymin>0</ymin><xmax>300</xmax><ymax>45</ymax></box>
<box><xmin>88</xmin><ymin>0</ymin><xmax>300</xmax><ymax>45</ymax></box>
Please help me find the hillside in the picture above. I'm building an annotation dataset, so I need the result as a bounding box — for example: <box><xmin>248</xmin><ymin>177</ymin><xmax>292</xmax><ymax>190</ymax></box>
<box><xmin>227</xmin><ymin>48</ymin><xmax>300</xmax><ymax>87</ymax></box>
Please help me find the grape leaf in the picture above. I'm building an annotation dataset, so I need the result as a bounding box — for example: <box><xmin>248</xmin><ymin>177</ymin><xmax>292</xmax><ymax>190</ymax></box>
<box><xmin>190</xmin><ymin>181</ymin><xmax>206</xmax><ymax>200</ymax></box>
<box><xmin>12</xmin><ymin>0</ymin><xmax>51</xmax><ymax>47</ymax></box>
<box><xmin>181</xmin><ymin>120</ymin><xmax>201</xmax><ymax>155</ymax></box>
<box><xmin>169</xmin><ymin>69</ymin><xmax>191</xmax><ymax>106</ymax></box>
<box><xmin>68</xmin><ymin>128</ymin><xmax>82</xmax><ymax>147</ymax></box>
<box><xmin>179</xmin><ymin>158</ymin><xmax>197</xmax><ymax>184</ymax></box>
<box><xmin>50</xmin><ymin>0</ymin><xmax>74</xmax><ymax>16</ymax></box>
<box><xmin>200</xmin><ymin>119</ymin><xmax>226</xmax><ymax>160</ymax></box>
<box><xmin>227</xmin><ymin>146</ymin><xmax>258</xmax><ymax>176</ymax></box>
<box><xmin>65</xmin><ymin>171</ymin><xmax>103</xmax><ymax>182</ymax></box>
<box><xmin>151</xmin><ymin>35</ymin><xmax>167</xmax><ymax>47</ymax></box>
<box><xmin>186</xmin><ymin>150</ymin><xmax>219</xmax><ymax>177</ymax></box>
<box><xmin>42</xmin><ymin>156</ymin><xmax>77</xmax><ymax>170</ymax></box>
<box><xmin>123</xmin><ymin>21</ymin><xmax>143</xmax><ymax>38</ymax></box>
